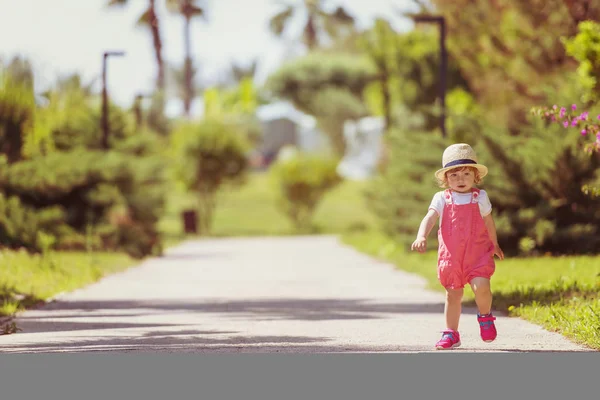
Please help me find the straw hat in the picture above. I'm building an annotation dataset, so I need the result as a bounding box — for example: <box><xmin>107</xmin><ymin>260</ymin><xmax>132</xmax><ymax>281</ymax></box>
<box><xmin>434</xmin><ymin>143</ymin><xmax>488</xmax><ymax>181</ymax></box>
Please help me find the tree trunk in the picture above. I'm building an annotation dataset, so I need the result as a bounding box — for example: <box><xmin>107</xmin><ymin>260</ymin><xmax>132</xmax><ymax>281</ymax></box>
<box><xmin>148</xmin><ymin>0</ymin><xmax>165</xmax><ymax>91</ymax></box>
<box><xmin>183</xmin><ymin>13</ymin><xmax>193</xmax><ymax>117</ymax></box>
<box><xmin>198</xmin><ymin>191</ymin><xmax>216</xmax><ymax>235</ymax></box>
<box><xmin>305</xmin><ymin>14</ymin><xmax>317</xmax><ymax>49</ymax></box>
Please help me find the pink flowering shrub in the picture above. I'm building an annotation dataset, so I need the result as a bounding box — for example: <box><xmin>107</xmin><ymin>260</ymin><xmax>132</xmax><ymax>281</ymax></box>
<box><xmin>532</xmin><ymin>104</ymin><xmax>600</xmax><ymax>154</ymax></box>
<box><xmin>532</xmin><ymin>104</ymin><xmax>600</xmax><ymax>197</ymax></box>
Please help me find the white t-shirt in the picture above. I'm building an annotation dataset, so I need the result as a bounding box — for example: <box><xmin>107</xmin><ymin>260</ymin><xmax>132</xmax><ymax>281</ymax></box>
<box><xmin>428</xmin><ymin>190</ymin><xmax>492</xmax><ymax>225</ymax></box>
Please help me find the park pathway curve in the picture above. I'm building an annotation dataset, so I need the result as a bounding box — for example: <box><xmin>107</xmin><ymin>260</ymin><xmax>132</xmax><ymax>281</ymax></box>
<box><xmin>0</xmin><ymin>236</ymin><xmax>591</xmax><ymax>353</ymax></box>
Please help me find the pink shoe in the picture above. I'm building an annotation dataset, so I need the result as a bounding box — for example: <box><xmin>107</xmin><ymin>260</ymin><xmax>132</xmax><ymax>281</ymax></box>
<box><xmin>478</xmin><ymin>313</ymin><xmax>497</xmax><ymax>342</ymax></box>
<box><xmin>435</xmin><ymin>329</ymin><xmax>461</xmax><ymax>350</ymax></box>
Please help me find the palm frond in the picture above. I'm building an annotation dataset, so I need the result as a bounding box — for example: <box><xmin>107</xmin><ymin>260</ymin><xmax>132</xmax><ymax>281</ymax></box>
<box><xmin>136</xmin><ymin>8</ymin><xmax>153</xmax><ymax>27</ymax></box>
<box><xmin>187</xmin><ymin>5</ymin><xmax>205</xmax><ymax>18</ymax></box>
<box><xmin>269</xmin><ymin>5</ymin><xmax>295</xmax><ymax>36</ymax></box>
<box><xmin>165</xmin><ymin>0</ymin><xmax>179</xmax><ymax>10</ymax></box>
<box><xmin>107</xmin><ymin>0</ymin><xmax>128</xmax><ymax>6</ymax></box>
<box><xmin>330</xmin><ymin>6</ymin><xmax>355</xmax><ymax>25</ymax></box>
<box><xmin>166</xmin><ymin>0</ymin><xmax>207</xmax><ymax>19</ymax></box>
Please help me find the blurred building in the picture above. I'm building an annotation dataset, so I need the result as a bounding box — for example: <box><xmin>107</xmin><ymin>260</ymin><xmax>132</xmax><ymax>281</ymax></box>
<box><xmin>255</xmin><ymin>102</ymin><xmax>328</xmax><ymax>165</ymax></box>
<box><xmin>254</xmin><ymin>102</ymin><xmax>383</xmax><ymax>178</ymax></box>
<box><xmin>337</xmin><ymin>116</ymin><xmax>384</xmax><ymax>180</ymax></box>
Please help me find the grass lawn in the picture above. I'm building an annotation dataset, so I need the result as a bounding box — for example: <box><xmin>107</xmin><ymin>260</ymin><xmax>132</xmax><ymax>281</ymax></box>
<box><xmin>158</xmin><ymin>171</ymin><xmax>379</xmax><ymax>240</ymax></box>
<box><xmin>343</xmin><ymin>231</ymin><xmax>600</xmax><ymax>350</ymax></box>
<box><xmin>0</xmin><ymin>250</ymin><xmax>135</xmax><ymax>320</ymax></box>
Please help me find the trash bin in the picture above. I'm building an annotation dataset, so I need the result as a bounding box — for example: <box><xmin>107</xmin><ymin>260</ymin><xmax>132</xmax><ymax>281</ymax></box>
<box><xmin>182</xmin><ymin>209</ymin><xmax>198</xmax><ymax>234</ymax></box>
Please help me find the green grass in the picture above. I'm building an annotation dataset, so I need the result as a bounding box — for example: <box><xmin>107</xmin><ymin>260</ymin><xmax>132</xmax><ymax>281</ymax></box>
<box><xmin>0</xmin><ymin>249</ymin><xmax>135</xmax><ymax>318</ymax></box>
<box><xmin>159</xmin><ymin>171</ymin><xmax>379</xmax><ymax>239</ymax></box>
<box><xmin>343</xmin><ymin>231</ymin><xmax>600</xmax><ymax>350</ymax></box>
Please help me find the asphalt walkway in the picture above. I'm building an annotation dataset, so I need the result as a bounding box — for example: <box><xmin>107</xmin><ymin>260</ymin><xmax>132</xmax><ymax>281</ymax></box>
<box><xmin>0</xmin><ymin>236</ymin><xmax>590</xmax><ymax>353</ymax></box>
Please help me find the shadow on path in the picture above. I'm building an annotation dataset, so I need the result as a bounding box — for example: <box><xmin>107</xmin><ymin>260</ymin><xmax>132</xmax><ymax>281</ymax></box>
<box><xmin>0</xmin><ymin>330</ymin><xmax>336</xmax><ymax>353</ymax></box>
<box><xmin>20</xmin><ymin>297</ymin><xmax>459</xmax><ymax>321</ymax></box>
<box><xmin>3</xmin><ymin>297</ymin><xmax>589</xmax><ymax>353</ymax></box>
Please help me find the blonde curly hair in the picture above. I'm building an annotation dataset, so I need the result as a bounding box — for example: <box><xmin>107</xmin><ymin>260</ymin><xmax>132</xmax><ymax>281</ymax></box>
<box><xmin>436</xmin><ymin>166</ymin><xmax>483</xmax><ymax>188</ymax></box>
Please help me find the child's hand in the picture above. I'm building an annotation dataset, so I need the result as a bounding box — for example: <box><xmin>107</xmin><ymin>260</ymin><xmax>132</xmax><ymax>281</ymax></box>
<box><xmin>411</xmin><ymin>237</ymin><xmax>427</xmax><ymax>253</ymax></box>
<box><xmin>494</xmin><ymin>244</ymin><xmax>504</xmax><ymax>260</ymax></box>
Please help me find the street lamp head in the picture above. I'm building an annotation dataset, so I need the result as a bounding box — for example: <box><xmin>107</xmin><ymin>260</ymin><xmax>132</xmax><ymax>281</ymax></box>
<box><xmin>104</xmin><ymin>50</ymin><xmax>126</xmax><ymax>57</ymax></box>
<box><xmin>101</xmin><ymin>50</ymin><xmax>126</xmax><ymax>149</ymax></box>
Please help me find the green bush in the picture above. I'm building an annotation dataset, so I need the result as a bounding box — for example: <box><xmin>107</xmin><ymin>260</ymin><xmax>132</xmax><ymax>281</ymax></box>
<box><xmin>478</xmin><ymin>118</ymin><xmax>600</xmax><ymax>256</ymax></box>
<box><xmin>0</xmin><ymin>73</ymin><xmax>35</xmax><ymax>163</ymax></box>
<box><xmin>366</xmin><ymin>129</ymin><xmax>447</xmax><ymax>249</ymax></box>
<box><xmin>366</xmin><ymin>121</ymin><xmax>600</xmax><ymax>256</ymax></box>
<box><xmin>0</xmin><ymin>72</ymin><xmax>168</xmax><ymax>258</ymax></box>
<box><xmin>0</xmin><ymin>148</ymin><xmax>166</xmax><ymax>258</ymax></box>
<box><xmin>270</xmin><ymin>152</ymin><xmax>342</xmax><ymax>232</ymax></box>
<box><xmin>0</xmin><ymin>192</ymin><xmax>64</xmax><ymax>251</ymax></box>
<box><xmin>170</xmin><ymin>118</ymin><xmax>250</xmax><ymax>235</ymax></box>
<box><xmin>562</xmin><ymin>20</ymin><xmax>600</xmax><ymax>103</ymax></box>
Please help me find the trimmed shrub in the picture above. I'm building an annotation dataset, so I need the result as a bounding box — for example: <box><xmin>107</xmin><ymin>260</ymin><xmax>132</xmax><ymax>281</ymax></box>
<box><xmin>270</xmin><ymin>152</ymin><xmax>342</xmax><ymax>232</ymax></box>
<box><xmin>0</xmin><ymin>148</ymin><xmax>166</xmax><ymax>258</ymax></box>
<box><xmin>0</xmin><ymin>192</ymin><xmax>64</xmax><ymax>251</ymax></box>
<box><xmin>170</xmin><ymin>118</ymin><xmax>250</xmax><ymax>235</ymax></box>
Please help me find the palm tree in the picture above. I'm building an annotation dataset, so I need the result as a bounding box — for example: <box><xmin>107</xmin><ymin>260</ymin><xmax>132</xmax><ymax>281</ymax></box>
<box><xmin>269</xmin><ymin>0</ymin><xmax>355</xmax><ymax>50</ymax></box>
<box><xmin>107</xmin><ymin>0</ymin><xmax>165</xmax><ymax>91</ymax></box>
<box><xmin>166</xmin><ymin>0</ymin><xmax>206</xmax><ymax>116</ymax></box>
<box><xmin>229</xmin><ymin>59</ymin><xmax>259</xmax><ymax>84</ymax></box>
<box><xmin>165</xmin><ymin>61</ymin><xmax>204</xmax><ymax>107</ymax></box>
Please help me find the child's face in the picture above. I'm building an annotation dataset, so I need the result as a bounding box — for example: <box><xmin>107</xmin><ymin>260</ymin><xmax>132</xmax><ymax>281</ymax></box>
<box><xmin>446</xmin><ymin>167</ymin><xmax>476</xmax><ymax>193</ymax></box>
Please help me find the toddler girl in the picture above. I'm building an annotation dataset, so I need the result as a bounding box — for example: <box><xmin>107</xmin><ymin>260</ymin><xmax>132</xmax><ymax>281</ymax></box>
<box><xmin>411</xmin><ymin>143</ymin><xmax>504</xmax><ymax>350</ymax></box>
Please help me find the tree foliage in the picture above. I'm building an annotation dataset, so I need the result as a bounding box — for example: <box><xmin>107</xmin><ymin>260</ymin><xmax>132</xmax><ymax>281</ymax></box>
<box><xmin>427</xmin><ymin>0</ymin><xmax>586</xmax><ymax>131</ymax></box>
<box><xmin>365</xmin><ymin>129</ymin><xmax>447</xmax><ymax>249</ymax></box>
<box><xmin>0</xmin><ymin>73</ymin><xmax>35</xmax><ymax>163</ymax></box>
<box><xmin>0</xmin><ymin>68</ymin><xmax>167</xmax><ymax>258</ymax></box>
<box><xmin>169</xmin><ymin>119</ymin><xmax>250</xmax><ymax>235</ymax></box>
<box><xmin>265</xmin><ymin>52</ymin><xmax>375</xmax><ymax>155</ymax></box>
<box><xmin>478</xmin><ymin>117</ymin><xmax>600</xmax><ymax>255</ymax></box>
<box><xmin>269</xmin><ymin>0</ymin><xmax>355</xmax><ymax>50</ymax></box>
<box><xmin>562</xmin><ymin>20</ymin><xmax>600</xmax><ymax>103</ymax></box>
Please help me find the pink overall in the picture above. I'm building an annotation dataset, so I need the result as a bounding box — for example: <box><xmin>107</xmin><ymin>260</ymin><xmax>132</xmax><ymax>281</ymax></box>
<box><xmin>437</xmin><ymin>189</ymin><xmax>495</xmax><ymax>289</ymax></box>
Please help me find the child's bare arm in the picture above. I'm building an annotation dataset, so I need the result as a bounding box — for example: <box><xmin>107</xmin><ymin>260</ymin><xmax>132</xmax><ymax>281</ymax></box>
<box><xmin>483</xmin><ymin>213</ymin><xmax>504</xmax><ymax>260</ymax></box>
<box><xmin>411</xmin><ymin>209</ymin><xmax>439</xmax><ymax>253</ymax></box>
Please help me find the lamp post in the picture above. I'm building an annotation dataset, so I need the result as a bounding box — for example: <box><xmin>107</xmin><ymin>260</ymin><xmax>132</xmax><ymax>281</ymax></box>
<box><xmin>412</xmin><ymin>15</ymin><xmax>447</xmax><ymax>138</ymax></box>
<box><xmin>101</xmin><ymin>50</ymin><xmax>126</xmax><ymax>149</ymax></box>
<box><xmin>133</xmin><ymin>92</ymin><xmax>151</xmax><ymax>129</ymax></box>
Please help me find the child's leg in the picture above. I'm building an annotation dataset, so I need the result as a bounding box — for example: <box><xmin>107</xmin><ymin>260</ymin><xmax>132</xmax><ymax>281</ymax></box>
<box><xmin>445</xmin><ymin>287</ymin><xmax>464</xmax><ymax>330</ymax></box>
<box><xmin>469</xmin><ymin>277</ymin><xmax>492</xmax><ymax>315</ymax></box>
<box><xmin>470</xmin><ymin>277</ymin><xmax>497</xmax><ymax>342</ymax></box>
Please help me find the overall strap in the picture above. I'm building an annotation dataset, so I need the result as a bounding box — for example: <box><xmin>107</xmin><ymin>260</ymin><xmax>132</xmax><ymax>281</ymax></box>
<box><xmin>471</xmin><ymin>188</ymin><xmax>481</xmax><ymax>204</ymax></box>
<box><xmin>444</xmin><ymin>189</ymin><xmax>453</xmax><ymax>205</ymax></box>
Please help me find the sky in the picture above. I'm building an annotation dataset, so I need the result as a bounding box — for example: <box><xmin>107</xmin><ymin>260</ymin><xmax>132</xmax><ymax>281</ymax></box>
<box><xmin>0</xmin><ymin>0</ymin><xmax>416</xmax><ymax>116</ymax></box>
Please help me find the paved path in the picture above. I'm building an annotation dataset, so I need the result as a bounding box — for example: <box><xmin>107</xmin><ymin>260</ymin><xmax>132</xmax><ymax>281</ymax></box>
<box><xmin>0</xmin><ymin>236</ymin><xmax>591</xmax><ymax>353</ymax></box>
